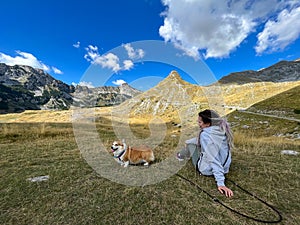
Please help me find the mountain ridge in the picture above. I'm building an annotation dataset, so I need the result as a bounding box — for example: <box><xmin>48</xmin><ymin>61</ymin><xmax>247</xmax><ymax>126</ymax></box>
<box><xmin>1</xmin><ymin>59</ymin><xmax>300</xmax><ymax>115</ymax></box>
<box><xmin>0</xmin><ymin>63</ymin><xmax>141</xmax><ymax>113</ymax></box>
<box><xmin>73</xmin><ymin>82</ymin><xmax>141</xmax><ymax>107</ymax></box>
<box><xmin>219</xmin><ymin>60</ymin><xmax>300</xmax><ymax>84</ymax></box>
<box><xmin>114</xmin><ymin>69</ymin><xmax>300</xmax><ymax>125</ymax></box>
<box><xmin>0</xmin><ymin>63</ymin><xmax>74</xmax><ymax>113</ymax></box>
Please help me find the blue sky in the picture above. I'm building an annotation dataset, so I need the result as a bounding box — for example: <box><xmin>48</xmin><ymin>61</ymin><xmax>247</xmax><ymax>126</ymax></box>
<box><xmin>1</xmin><ymin>0</ymin><xmax>300</xmax><ymax>90</ymax></box>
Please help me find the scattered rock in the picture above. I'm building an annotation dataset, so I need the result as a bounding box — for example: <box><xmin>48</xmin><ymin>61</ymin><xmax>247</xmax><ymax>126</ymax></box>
<box><xmin>281</xmin><ymin>150</ymin><xmax>299</xmax><ymax>156</ymax></box>
<box><xmin>27</xmin><ymin>175</ymin><xmax>49</xmax><ymax>182</ymax></box>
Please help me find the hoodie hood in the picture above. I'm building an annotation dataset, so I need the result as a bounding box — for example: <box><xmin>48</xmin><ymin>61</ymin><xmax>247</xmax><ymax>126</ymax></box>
<box><xmin>203</xmin><ymin>126</ymin><xmax>225</xmax><ymax>136</ymax></box>
<box><xmin>202</xmin><ymin>126</ymin><xmax>226</xmax><ymax>148</ymax></box>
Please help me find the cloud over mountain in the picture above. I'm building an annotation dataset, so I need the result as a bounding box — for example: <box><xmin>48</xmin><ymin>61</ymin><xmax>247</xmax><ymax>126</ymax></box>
<box><xmin>112</xmin><ymin>79</ymin><xmax>127</xmax><ymax>86</ymax></box>
<box><xmin>0</xmin><ymin>51</ymin><xmax>63</xmax><ymax>74</ymax></box>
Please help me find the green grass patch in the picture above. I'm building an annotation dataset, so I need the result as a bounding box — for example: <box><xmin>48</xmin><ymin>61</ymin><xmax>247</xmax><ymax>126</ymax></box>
<box><xmin>248</xmin><ymin>85</ymin><xmax>300</xmax><ymax>120</ymax></box>
<box><xmin>0</xmin><ymin>119</ymin><xmax>299</xmax><ymax>225</ymax></box>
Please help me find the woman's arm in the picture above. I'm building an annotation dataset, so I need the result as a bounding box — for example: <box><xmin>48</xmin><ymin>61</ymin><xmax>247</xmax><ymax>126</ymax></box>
<box><xmin>185</xmin><ymin>137</ymin><xmax>198</xmax><ymax>145</ymax></box>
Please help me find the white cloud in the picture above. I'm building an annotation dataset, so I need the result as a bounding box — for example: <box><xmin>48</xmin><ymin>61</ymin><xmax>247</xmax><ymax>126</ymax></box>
<box><xmin>84</xmin><ymin>45</ymin><xmax>121</xmax><ymax>72</ymax></box>
<box><xmin>84</xmin><ymin>44</ymin><xmax>142</xmax><ymax>72</ymax></box>
<box><xmin>112</xmin><ymin>79</ymin><xmax>126</xmax><ymax>86</ymax></box>
<box><xmin>73</xmin><ymin>41</ymin><xmax>80</xmax><ymax>48</ymax></box>
<box><xmin>0</xmin><ymin>51</ymin><xmax>50</xmax><ymax>71</ymax></box>
<box><xmin>95</xmin><ymin>53</ymin><xmax>121</xmax><ymax>72</ymax></box>
<box><xmin>159</xmin><ymin>0</ymin><xmax>299</xmax><ymax>58</ymax></box>
<box><xmin>84</xmin><ymin>45</ymin><xmax>99</xmax><ymax>62</ymax></box>
<box><xmin>123</xmin><ymin>43</ymin><xmax>145</xmax><ymax>59</ymax></box>
<box><xmin>123</xmin><ymin>60</ymin><xmax>134</xmax><ymax>70</ymax></box>
<box><xmin>255</xmin><ymin>6</ymin><xmax>300</xmax><ymax>54</ymax></box>
<box><xmin>52</xmin><ymin>66</ymin><xmax>63</xmax><ymax>74</ymax></box>
<box><xmin>0</xmin><ymin>50</ymin><xmax>63</xmax><ymax>74</ymax></box>
<box><xmin>72</xmin><ymin>81</ymin><xmax>95</xmax><ymax>88</ymax></box>
<box><xmin>87</xmin><ymin>45</ymin><xmax>98</xmax><ymax>52</ymax></box>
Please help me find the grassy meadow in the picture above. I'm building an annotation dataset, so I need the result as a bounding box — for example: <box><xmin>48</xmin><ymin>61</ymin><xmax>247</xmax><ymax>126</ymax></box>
<box><xmin>0</xmin><ymin>111</ymin><xmax>300</xmax><ymax>225</ymax></box>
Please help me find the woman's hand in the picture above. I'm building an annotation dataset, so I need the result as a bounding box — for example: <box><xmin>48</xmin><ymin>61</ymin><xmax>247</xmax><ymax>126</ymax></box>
<box><xmin>218</xmin><ymin>186</ymin><xmax>233</xmax><ymax>198</ymax></box>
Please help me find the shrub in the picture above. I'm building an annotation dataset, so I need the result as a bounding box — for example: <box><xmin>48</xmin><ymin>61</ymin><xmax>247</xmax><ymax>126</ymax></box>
<box><xmin>294</xmin><ymin>109</ymin><xmax>300</xmax><ymax>114</ymax></box>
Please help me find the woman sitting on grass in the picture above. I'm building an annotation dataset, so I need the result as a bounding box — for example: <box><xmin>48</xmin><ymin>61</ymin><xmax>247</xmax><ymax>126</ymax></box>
<box><xmin>177</xmin><ymin>109</ymin><xmax>234</xmax><ymax>197</ymax></box>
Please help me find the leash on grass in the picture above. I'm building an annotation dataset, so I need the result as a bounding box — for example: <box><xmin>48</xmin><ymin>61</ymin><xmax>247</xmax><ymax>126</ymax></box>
<box><xmin>175</xmin><ymin>173</ymin><xmax>283</xmax><ymax>224</ymax></box>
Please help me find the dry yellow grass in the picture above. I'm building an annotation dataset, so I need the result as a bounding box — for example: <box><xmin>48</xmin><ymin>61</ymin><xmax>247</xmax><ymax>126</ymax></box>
<box><xmin>220</xmin><ymin>81</ymin><xmax>300</xmax><ymax>109</ymax></box>
<box><xmin>0</xmin><ymin>107</ymin><xmax>112</xmax><ymax>123</ymax></box>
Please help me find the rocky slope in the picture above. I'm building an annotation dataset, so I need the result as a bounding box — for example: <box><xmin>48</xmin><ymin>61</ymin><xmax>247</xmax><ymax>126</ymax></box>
<box><xmin>219</xmin><ymin>59</ymin><xmax>300</xmax><ymax>84</ymax></box>
<box><xmin>114</xmin><ymin>70</ymin><xmax>300</xmax><ymax>125</ymax></box>
<box><xmin>0</xmin><ymin>63</ymin><xmax>74</xmax><ymax>113</ymax></box>
<box><xmin>72</xmin><ymin>83</ymin><xmax>141</xmax><ymax>107</ymax></box>
<box><xmin>0</xmin><ymin>63</ymin><xmax>141</xmax><ymax>113</ymax></box>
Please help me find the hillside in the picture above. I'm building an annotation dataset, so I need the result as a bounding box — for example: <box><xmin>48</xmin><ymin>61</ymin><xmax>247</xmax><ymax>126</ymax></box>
<box><xmin>219</xmin><ymin>59</ymin><xmax>300</xmax><ymax>84</ymax></box>
<box><xmin>116</xmin><ymin>71</ymin><xmax>200</xmax><ymax>120</ymax></box>
<box><xmin>113</xmin><ymin>70</ymin><xmax>300</xmax><ymax>126</ymax></box>
<box><xmin>0</xmin><ymin>63</ymin><xmax>141</xmax><ymax>113</ymax></box>
<box><xmin>73</xmin><ymin>83</ymin><xmax>141</xmax><ymax>107</ymax></box>
<box><xmin>246</xmin><ymin>85</ymin><xmax>300</xmax><ymax>120</ymax></box>
<box><xmin>0</xmin><ymin>63</ymin><xmax>74</xmax><ymax>113</ymax></box>
<box><xmin>1</xmin><ymin>58</ymin><xmax>300</xmax><ymax>120</ymax></box>
<box><xmin>2</xmin><ymin>71</ymin><xmax>299</xmax><ymax>124</ymax></box>
<box><xmin>223</xmin><ymin>84</ymin><xmax>300</xmax><ymax>141</ymax></box>
<box><xmin>219</xmin><ymin>81</ymin><xmax>300</xmax><ymax>110</ymax></box>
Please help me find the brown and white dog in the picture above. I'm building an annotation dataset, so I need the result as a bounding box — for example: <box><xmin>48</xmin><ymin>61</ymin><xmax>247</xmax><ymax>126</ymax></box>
<box><xmin>111</xmin><ymin>140</ymin><xmax>155</xmax><ymax>167</ymax></box>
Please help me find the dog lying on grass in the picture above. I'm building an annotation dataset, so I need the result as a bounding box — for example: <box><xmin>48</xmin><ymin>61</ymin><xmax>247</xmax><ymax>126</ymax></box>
<box><xmin>110</xmin><ymin>140</ymin><xmax>155</xmax><ymax>167</ymax></box>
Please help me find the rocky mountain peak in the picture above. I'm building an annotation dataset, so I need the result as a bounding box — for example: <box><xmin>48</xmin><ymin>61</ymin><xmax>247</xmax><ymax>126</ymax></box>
<box><xmin>156</xmin><ymin>70</ymin><xmax>188</xmax><ymax>87</ymax></box>
<box><xmin>115</xmin><ymin>70</ymin><xmax>200</xmax><ymax>119</ymax></box>
<box><xmin>167</xmin><ymin>70</ymin><xmax>181</xmax><ymax>79</ymax></box>
<box><xmin>166</xmin><ymin>70</ymin><xmax>183</xmax><ymax>81</ymax></box>
<box><xmin>119</xmin><ymin>82</ymin><xmax>141</xmax><ymax>96</ymax></box>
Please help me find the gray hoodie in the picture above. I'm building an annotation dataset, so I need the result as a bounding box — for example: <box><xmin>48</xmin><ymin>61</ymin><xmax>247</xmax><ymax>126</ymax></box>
<box><xmin>186</xmin><ymin>126</ymin><xmax>231</xmax><ymax>187</ymax></box>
